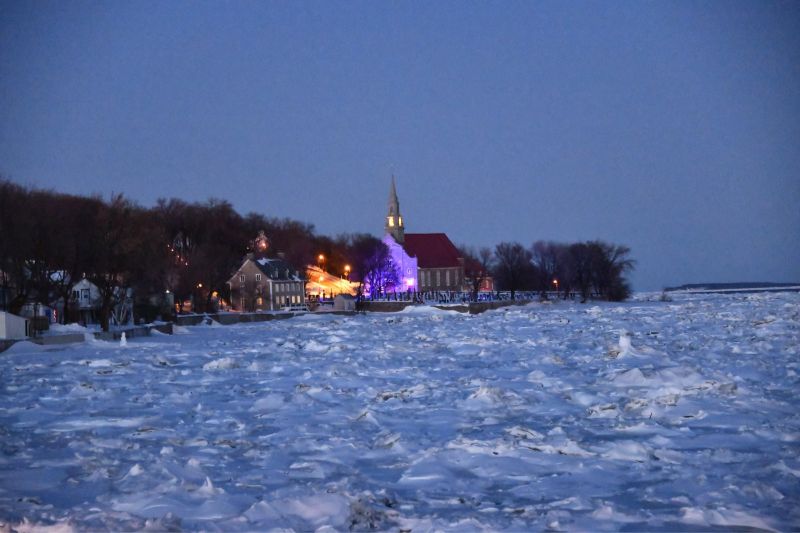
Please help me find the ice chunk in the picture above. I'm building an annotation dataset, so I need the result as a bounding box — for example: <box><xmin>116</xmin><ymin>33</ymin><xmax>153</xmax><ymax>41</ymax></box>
<box><xmin>202</xmin><ymin>357</ymin><xmax>238</xmax><ymax>370</ymax></box>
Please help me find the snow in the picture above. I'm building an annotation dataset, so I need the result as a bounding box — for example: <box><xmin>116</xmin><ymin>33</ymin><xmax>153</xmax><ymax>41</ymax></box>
<box><xmin>1</xmin><ymin>291</ymin><xmax>799</xmax><ymax>531</ymax></box>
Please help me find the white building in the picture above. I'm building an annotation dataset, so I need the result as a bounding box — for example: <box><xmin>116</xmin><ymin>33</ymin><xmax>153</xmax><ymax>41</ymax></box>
<box><xmin>0</xmin><ymin>311</ymin><xmax>30</xmax><ymax>339</ymax></box>
<box><xmin>71</xmin><ymin>278</ymin><xmax>102</xmax><ymax>324</ymax></box>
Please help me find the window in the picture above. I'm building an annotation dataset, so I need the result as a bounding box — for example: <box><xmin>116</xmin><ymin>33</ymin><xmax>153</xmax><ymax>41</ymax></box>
<box><xmin>445</xmin><ymin>270</ymin><xmax>450</xmax><ymax>285</ymax></box>
<box><xmin>436</xmin><ymin>271</ymin><xmax>441</xmax><ymax>286</ymax></box>
<box><xmin>398</xmin><ymin>216</ymin><xmax>403</xmax><ymax>227</ymax></box>
<box><xmin>387</xmin><ymin>216</ymin><xmax>394</xmax><ymax>227</ymax></box>
<box><xmin>255</xmin><ymin>274</ymin><xmax>262</xmax><ymax>282</ymax></box>
<box><xmin>256</xmin><ymin>296</ymin><xmax>263</xmax><ymax>306</ymax></box>
<box><xmin>81</xmin><ymin>289</ymin><xmax>90</xmax><ymax>300</ymax></box>
<box><xmin>239</xmin><ymin>274</ymin><xmax>245</xmax><ymax>283</ymax></box>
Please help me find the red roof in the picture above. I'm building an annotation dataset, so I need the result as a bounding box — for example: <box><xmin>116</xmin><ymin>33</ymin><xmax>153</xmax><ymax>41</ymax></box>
<box><xmin>403</xmin><ymin>233</ymin><xmax>462</xmax><ymax>268</ymax></box>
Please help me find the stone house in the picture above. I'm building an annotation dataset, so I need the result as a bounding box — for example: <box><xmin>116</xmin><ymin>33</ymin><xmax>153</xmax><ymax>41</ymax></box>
<box><xmin>228</xmin><ymin>255</ymin><xmax>305</xmax><ymax>312</ymax></box>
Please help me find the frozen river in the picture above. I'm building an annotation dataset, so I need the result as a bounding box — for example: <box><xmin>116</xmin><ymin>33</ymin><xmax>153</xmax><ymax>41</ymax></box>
<box><xmin>1</xmin><ymin>292</ymin><xmax>798</xmax><ymax>531</ymax></box>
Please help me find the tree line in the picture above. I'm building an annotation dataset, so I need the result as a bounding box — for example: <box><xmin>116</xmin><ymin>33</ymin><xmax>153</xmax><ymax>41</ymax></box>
<box><xmin>461</xmin><ymin>240</ymin><xmax>634</xmax><ymax>302</ymax></box>
<box><xmin>1</xmin><ymin>179</ymin><xmax>635</xmax><ymax>330</ymax></box>
<box><xmin>0</xmin><ymin>180</ymin><xmax>388</xmax><ymax>329</ymax></box>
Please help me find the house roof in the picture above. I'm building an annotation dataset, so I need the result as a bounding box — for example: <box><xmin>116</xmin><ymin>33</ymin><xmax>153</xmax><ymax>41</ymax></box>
<box><xmin>253</xmin><ymin>258</ymin><xmax>303</xmax><ymax>281</ymax></box>
<box><xmin>402</xmin><ymin>233</ymin><xmax>462</xmax><ymax>268</ymax></box>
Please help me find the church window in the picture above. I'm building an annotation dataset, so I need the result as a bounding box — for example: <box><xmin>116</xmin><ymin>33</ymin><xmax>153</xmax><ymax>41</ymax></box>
<box><xmin>398</xmin><ymin>216</ymin><xmax>403</xmax><ymax>227</ymax></box>
<box><xmin>445</xmin><ymin>270</ymin><xmax>450</xmax><ymax>285</ymax></box>
<box><xmin>388</xmin><ymin>216</ymin><xmax>394</xmax><ymax>227</ymax></box>
<box><xmin>436</xmin><ymin>271</ymin><xmax>441</xmax><ymax>286</ymax></box>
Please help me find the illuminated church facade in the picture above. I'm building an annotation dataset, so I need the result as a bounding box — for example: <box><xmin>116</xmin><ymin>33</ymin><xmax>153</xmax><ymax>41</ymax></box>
<box><xmin>383</xmin><ymin>177</ymin><xmax>465</xmax><ymax>293</ymax></box>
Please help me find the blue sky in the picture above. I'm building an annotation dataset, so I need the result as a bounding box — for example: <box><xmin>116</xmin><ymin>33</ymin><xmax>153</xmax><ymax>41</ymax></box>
<box><xmin>1</xmin><ymin>1</ymin><xmax>798</xmax><ymax>290</ymax></box>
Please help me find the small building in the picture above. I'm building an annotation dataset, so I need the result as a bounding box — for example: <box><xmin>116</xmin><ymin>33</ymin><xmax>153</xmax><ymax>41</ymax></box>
<box><xmin>333</xmin><ymin>294</ymin><xmax>356</xmax><ymax>312</ymax></box>
<box><xmin>0</xmin><ymin>311</ymin><xmax>30</xmax><ymax>339</ymax></box>
<box><xmin>70</xmin><ymin>278</ymin><xmax>101</xmax><ymax>325</ymax></box>
<box><xmin>463</xmin><ymin>255</ymin><xmax>495</xmax><ymax>294</ymax></box>
<box><xmin>228</xmin><ymin>249</ymin><xmax>305</xmax><ymax>312</ymax></box>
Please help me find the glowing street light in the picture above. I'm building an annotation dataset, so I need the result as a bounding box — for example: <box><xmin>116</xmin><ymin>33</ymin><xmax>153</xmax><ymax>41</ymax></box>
<box><xmin>553</xmin><ymin>278</ymin><xmax>559</xmax><ymax>295</ymax></box>
<box><xmin>317</xmin><ymin>254</ymin><xmax>325</xmax><ymax>270</ymax></box>
<box><xmin>344</xmin><ymin>264</ymin><xmax>351</xmax><ymax>279</ymax></box>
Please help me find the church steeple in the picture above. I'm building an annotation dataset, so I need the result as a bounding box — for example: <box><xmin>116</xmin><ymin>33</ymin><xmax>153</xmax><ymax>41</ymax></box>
<box><xmin>385</xmin><ymin>175</ymin><xmax>405</xmax><ymax>243</ymax></box>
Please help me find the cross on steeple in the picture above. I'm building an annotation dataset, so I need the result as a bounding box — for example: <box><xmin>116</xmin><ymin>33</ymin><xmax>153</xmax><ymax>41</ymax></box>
<box><xmin>385</xmin><ymin>175</ymin><xmax>405</xmax><ymax>243</ymax></box>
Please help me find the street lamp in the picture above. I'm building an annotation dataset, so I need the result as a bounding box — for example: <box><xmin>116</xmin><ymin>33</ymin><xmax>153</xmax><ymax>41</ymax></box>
<box><xmin>344</xmin><ymin>264</ymin><xmax>351</xmax><ymax>279</ymax></box>
<box><xmin>553</xmin><ymin>279</ymin><xmax>559</xmax><ymax>297</ymax></box>
<box><xmin>318</xmin><ymin>254</ymin><xmax>325</xmax><ymax>271</ymax></box>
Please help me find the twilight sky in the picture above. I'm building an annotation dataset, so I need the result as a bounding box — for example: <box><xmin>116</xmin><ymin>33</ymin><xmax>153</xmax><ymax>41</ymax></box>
<box><xmin>1</xmin><ymin>1</ymin><xmax>798</xmax><ymax>290</ymax></box>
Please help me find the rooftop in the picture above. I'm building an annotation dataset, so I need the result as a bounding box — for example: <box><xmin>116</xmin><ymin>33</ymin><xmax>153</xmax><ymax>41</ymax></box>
<box><xmin>402</xmin><ymin>233</ymin><xmax>462</xmax><ymax>269</ymax></box>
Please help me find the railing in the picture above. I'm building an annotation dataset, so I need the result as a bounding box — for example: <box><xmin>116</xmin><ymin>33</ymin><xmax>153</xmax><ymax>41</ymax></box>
<box><xmin>358</xmin><ymin>290</ymin><xmax>579</xmax><ymax>304</ymax></box>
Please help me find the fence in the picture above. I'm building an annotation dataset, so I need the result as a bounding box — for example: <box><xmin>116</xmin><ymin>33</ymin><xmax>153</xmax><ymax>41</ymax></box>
<box><xmin>359</xmin><ymin>290</ymin><xmax>578</xmax><ymax>304</ymax></box>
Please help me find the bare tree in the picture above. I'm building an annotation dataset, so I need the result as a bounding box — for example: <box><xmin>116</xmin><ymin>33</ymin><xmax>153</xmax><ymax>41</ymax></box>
<box><xmin>493</xmin><ymin>242</ymin><xmax>535</xmax><ymax>299</ymax></box>
<box><xmin>531</xmin><ymin>241</ymin><xmax>567</xmax><ymax>298</ymax></box>
<box><xmin>564</xmin><ymin>242</ymin><xmax>593</xmax><ymax>303</ymax></box>
<box><xmin>460</xmin><ymin>245</ymin><xmax>494</xmax><ymax>301</ymax></box>
<box><xmin>588</xmin><ymin>241</ymin><xmax>635</xmax><ymax>301</ymax></box>
<box><xmin>345</xmin><ymin>235</ymin><xmax>398</xmax><ymax>304</ymax></box>
<box><xmin>562</xmin><ymin>241</ymin><xmax>635</xmax><ymax>302</ymax></box>
<box><xmin>86</xmin><ymin>195</ymin><xmax>160</xmax><ymax>331</ymax></box>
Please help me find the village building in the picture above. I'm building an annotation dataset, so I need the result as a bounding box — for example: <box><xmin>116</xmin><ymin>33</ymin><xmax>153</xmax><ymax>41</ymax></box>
<box><xmin>70</xmin><ymin>277</ymin><xmax>101</xmax><ymax>324</ymax></box>
<box><xmin>227</xmin><ymin>232</ymin><xmax>306</xmax><ymax>311</ymax></box>
<box><xmin>0</xmin><ymin>311</ymin><xmax>30</xmax><ymax>339</ymax></box>
<box><xmin>384</xmin><ymin>177</ymin><xmax>465</xmax><ymax>292</ymax></box>
<box><xmin>305</xmin><ymin>265</ymin><xmax>357</xmax><ymax>300</ymax></box>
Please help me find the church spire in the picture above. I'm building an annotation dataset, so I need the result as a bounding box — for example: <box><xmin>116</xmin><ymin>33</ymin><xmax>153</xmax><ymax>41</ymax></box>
<box><xmin>385</xmin><ymin>175</ymin><xmax>405</xmax><ymax>243</ymax></box>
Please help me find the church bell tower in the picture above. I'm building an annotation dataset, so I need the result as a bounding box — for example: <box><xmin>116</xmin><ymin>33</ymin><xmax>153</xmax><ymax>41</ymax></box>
<box><xmin>385</xmin><ymin>175</ymin><xmax>405</xmax><ymax>244</ymax></box>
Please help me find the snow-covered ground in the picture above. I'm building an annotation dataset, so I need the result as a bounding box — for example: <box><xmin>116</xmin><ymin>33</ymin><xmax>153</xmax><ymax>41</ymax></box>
<box><xmin>1</xmin><ymin>292</ymin><xmax>798</xmax><ymax>531</ymax></box>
